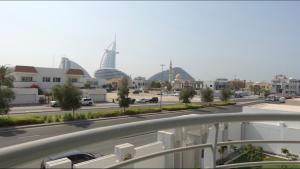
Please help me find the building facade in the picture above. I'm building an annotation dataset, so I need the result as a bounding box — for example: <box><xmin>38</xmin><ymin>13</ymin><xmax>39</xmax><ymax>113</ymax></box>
<box><xmin>12</xmin><ymin>65</ymin><xmax>85</xmax><ymax>93</ymax></box>
<box><xmin>271</xmin><ymin>74</ymin><xmax>300</xmax><ymax>96</ymax></box>
<box><xmin>132</xmin><ymin>76</ymin><xmax>147</xmax><ymax>89</ymax></box>
<box><xmin>172</xmin><ymin>74</ymin><xmax>203</xmax><ymax>90</ymax></box>
<box><xmin>229</xmin><ymin>79</ymin><xmax>246</xmax><ymax>91</ymax></box>
<box><xmin>214</xmin><ymin>78</ymin><xmax>229</xmax><ymax>90</ymax></box>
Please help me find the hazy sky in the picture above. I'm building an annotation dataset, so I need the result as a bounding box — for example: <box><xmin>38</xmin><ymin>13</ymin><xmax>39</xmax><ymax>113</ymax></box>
<box><xmin>1</xmin><ymin>1</ymin><xmax>300</xmax><ymax>81</ymax></box>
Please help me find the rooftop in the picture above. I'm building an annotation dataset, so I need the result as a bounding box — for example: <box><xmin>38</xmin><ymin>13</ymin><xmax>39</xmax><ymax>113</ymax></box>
<box><xmin>66</xmin><ymin>69</ymin><xmax>84</xmax><ymax>75</ymax></box>
<box><xmin>14</xmin><ymin>65</ymin><xmax>37</xmax><ymax>73</ymax></box>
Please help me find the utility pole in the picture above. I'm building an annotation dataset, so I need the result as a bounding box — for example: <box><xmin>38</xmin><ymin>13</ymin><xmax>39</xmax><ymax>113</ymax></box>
<box><xmin>160</xmin><ymin>64</ymin><xmax>165</xmax><ymax>111</ymax></box>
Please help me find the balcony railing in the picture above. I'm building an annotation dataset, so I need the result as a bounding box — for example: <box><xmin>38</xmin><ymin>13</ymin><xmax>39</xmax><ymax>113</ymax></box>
<box><xmin>1</xmin><ymin>112</ymin><xmax>300</xmax><ymax>168</ymax></box>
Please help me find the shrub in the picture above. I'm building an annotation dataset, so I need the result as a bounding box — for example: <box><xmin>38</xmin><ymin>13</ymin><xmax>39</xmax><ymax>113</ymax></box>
<box><xmin>179</xmin><ymin>87</ymin><xmax>196</xmax><ymax>103</ymax></box>
<box><xmin>46</xmin><ymin>115</ymin><xmax>53</xmax><ymax>123</ymax></box>
<box><xmin>200</xmin><ymin>88</ymin><xmax>214</xmax><ymax>102</ymax></box>
<box><xmin>54</xmin><ymin>115</ymin><xmax>62</xmax><ymax>122</ymax></box>
<box><xmin>63</xmin><ymin>113</ymin><xmax>75</xmax><ymax>121</ymax></box>
<box><xmin>99</xmin><ymin>111</ymin><xmax>122</xmax><ymax>117</ymax></box>
<box><xmin>220</xmin><ymin>89</ymin><xmax>232</xmax><ymax>102</ymax></box>
<box><xmin>75</xmin><ymin>113</ymin><xmax>87</xmax><ymax>120</ymax></box>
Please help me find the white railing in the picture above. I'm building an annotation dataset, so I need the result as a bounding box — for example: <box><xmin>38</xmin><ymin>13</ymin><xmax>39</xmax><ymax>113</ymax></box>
<box><xmin>1</xmin><ymin>112</ymin><xmax>300</xmax><ymax>168</ymax></box>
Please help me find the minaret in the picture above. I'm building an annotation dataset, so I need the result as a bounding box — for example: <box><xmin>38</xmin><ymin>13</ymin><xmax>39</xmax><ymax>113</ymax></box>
<box><xmin>169</xmin><ymin>60</ymin><xmax>173</xmax><ymax>83</ymax></box>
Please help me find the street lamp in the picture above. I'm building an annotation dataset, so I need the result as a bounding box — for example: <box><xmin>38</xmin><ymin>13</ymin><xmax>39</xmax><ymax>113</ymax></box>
<box><xmin>160</xmin><ymin>64</ymin><xmax>165</xmax><ymax>111</ymax></box>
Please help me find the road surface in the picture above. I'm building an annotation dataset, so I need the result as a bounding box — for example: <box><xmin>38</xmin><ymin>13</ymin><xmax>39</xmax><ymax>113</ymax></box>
<box><xmin>9</xmin><ymin>97</ymin><xmax>260</xmax><ymax>116</ymax></box>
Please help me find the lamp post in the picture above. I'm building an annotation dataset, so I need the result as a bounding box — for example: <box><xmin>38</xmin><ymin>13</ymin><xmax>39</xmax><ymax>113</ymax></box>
<box><xmin>160</xmin><ymin>64</ymin><xmax>165</xmax><ymax>111</ymax></box>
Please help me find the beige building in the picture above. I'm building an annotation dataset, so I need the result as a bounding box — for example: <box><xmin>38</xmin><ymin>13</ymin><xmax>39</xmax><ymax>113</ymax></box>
<box><xmin>105</xmin><ymin>77</ymin><xmax>133</xmax><ymax>90</ymax></box>
<box><xmin>172</xmin><ymin>74</ymin><xmax>203</xmax><ymax>90</ymax></box>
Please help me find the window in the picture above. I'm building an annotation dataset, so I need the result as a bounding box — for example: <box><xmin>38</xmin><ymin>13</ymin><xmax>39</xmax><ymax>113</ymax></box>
<box><xmin>53</xmin><ymin>77</ymin><xmax>61</xmax><ymax>82</ymax></box>
<box><xmin>42</xmin><ymin>77</ymin><xmax>51</xmax><ymax>82</ymax></box>
<box><xmin>69</xmin><ymin>78</ymin><xmax>78</xmax><ymax>83</ymax></box>
<box><xmin>21</xmin><ymin>76</ymin><xmax>33</xmax><ymax>82</ymax></box>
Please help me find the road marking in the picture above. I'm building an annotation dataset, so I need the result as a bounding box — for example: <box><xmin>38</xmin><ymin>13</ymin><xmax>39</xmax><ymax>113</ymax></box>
<box><xmin>17</xmin><ymin>135</ymin><xmax>40</xmax><ymax>139</ymax></box>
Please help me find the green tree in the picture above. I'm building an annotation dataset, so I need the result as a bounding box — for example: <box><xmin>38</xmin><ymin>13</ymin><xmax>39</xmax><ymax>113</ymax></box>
<box><xmin>220</xmin><ymin>89</ymin><xmax>232</xmax><ymax>102</ymax></box>
<box><xmin>52</xmin><ymin>82</ymin><xmax>82</xmax><ymax>116</ymax></box>
<box><xmin>118</xmin><ymin>77</ymin><xmax>130</xmax><ymax>112</ymax></box>
<box><xmin>253</xmin><ymin>85</ymin><xmax>262</xmax><ymax>95</ymax></box>
<box><xmin>0</xmin><ymin>66</ymin><xmax>14</xmax><ymax>87</ymax></box>
<box><xmin>200</xmin><ymin>87</ymin><xmax>214</xmax><ymax>103</ymax></box>
<box><xmin>0</xmin><ymin>66</ymin><xmax>15</xmax><ymax>115</ymax></box>
<box><xmin>83</xmin><ymin>83</ymin><xmax>91</xmax><ymax>89</ymax></box>
<box><xmin>164</xmin><ymin>81</ymin><xmax>172</xmax><ymax>92</ymax></box>
<box><xmin>150</xmin><ymin>81</ymin><xmax>161</xmax><ymax>89</ymax></box>
<box><xmin>179</xmin><ymin>87</ymin><xmax>196</xmax><ymax>103</ymax></box>
<box><xmin>263</xmin><ymin>89</ymin><xmax>271</xmax><ymax>98</ymax></box>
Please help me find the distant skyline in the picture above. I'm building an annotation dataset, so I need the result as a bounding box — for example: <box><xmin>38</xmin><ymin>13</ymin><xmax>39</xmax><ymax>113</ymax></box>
<box><xmin>1</xmin><ymin>1</ymin><xmax>300</xmax><ymax>81</ymax></box>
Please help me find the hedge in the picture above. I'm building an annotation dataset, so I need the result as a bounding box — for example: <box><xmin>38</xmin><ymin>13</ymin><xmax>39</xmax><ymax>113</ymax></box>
<box><xmin>0</xmin><ymin>102</ymin><xmax>236</xmax><ymax>127</ymax></box>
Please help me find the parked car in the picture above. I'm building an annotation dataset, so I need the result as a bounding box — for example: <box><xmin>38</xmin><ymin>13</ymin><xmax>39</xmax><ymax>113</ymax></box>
<box><xmin>279</xmin><ymin>97</ymin><xmax>286</xmax><ymax>103</ymax></box>
<box><xmin>50</xmin><ymin>100</ymin><xmax>58</xmax><ymax>107</ymax></box>
<box><xmin>136</xmin><ymin>98</ymin><xmax>149</xmax><ymax>104</ymax></box>
<box><xmin>173</xmin><ymin>93</ymin><xmax>179</xmax><ymax>96</ymax></box>
<box><xmin>128</xmin><ymin>98</ymin><xmax>136</xmax><ymax>104</ymax></box>
<box><xmin>81</xmin><ymin>97</ymin><xmax>94</xmax><ymax>106</ymax></box>
<box><xmin>265</xmin><ymin>95</ymin><xmax>286</xmax><ymax>103</ymax></box>
<box><xmin>40</xmin><ymin>150</ymin><xmax>97</xmax><ymax>169</ymax></box>
<box><xmin>148</xmin><ymin>97</ymin><xmax>159</xmax><ymax>103</ymax></box>
<box><xmin>133</xmin><ymin>90</ymin><xmax>140</xmax><ymax>94</ymax></box>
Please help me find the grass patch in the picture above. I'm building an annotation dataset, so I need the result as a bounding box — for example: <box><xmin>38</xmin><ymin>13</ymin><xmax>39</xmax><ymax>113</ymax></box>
<box><xmin>0</xmin><ymin>101</ymin><xmax>235</xmax><ymax>127</ymax></box>
<box><xmin>232</xmin><ymin>154</ymin><xmax>300</xmax><ymax>169</ymax></box>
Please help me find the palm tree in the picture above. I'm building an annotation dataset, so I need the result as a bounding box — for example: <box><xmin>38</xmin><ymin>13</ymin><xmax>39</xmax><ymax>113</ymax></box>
<box><xmin>0</xmin><ymin>66</ymin><xmax>14</xmax><ymax>87</ymax></box>
<box><xmin>0</xmin><ymin>65</ymin><xmax>15</xmax><ymax>115</ymax></box>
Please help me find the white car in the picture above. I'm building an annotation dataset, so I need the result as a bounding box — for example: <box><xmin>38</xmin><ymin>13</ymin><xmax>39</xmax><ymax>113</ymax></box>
<box><xmin>279</xmin><ymin>97</ymin><xmax>286</xmax><ymax>103</ymax></box>
<box><xmin>173</xmin><ymin>93</ymin><xmax>179</xmax><ymax>96</ymax></box>
<box><xmin>81</xmin><ymin>98</ymin><xmax>94</xmax><ymax>106</ymax></box>
<box><xmin>50</xmin><ymin>100</ymin><xmax>58</xmax><ymax>107</ymax></box>
<box><xmin>136</xmin><ymin>98</ymin><xmax>148</xmax><ymax>104</ymax></box>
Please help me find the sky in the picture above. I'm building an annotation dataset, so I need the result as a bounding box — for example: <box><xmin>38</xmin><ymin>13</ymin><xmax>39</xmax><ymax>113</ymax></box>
<box><xmin>0</xmin><ymin>1</ymin><xmax>300</xmax><ymax>81</ymax></box>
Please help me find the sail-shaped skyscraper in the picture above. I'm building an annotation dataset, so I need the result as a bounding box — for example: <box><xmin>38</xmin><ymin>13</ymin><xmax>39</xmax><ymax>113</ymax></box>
<box><xmin>95</xmin><ymin>36</ymin><xmax>129</xmax><ymax>81</ymax></box>
<box><xmin>99</xmin><ymin>36</ymin><xmax>117</xmax><ymax>69</ymax></box>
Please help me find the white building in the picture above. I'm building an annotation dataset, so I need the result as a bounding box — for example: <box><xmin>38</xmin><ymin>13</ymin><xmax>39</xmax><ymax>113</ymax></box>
<box><xmin>12</xmin><ymin>65</ymin><xmax>85</xmax><ymax>93</ymax></box>
<box><xmin>132</xmin><ymin>76</ymin><xmax>147</xmax><ymax>89</ymax></box>
<box><xmin>214</xmin><ymin>78</ymin><xmax>229</xmax><ymax>90</ymax></box>
<box><xmin>203</xmin><ymin>81</ymin><xmax>215</xmax><ymax>90</ymax></box>
<box><xmin>272</xmin><ymin>74</ymin><xmax>300</xmax><ymax>96</ymax></box>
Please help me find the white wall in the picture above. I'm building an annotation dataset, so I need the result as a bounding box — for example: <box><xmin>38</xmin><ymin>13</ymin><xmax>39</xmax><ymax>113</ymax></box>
<box><xmin>243</xmin><ymin>106</ymin><xmax>300</xmax><ymax>155</ymax></box>
<box><xmin>81</xmin><ymin>89</ymin><xmax>107</xmax><ymax>102</ymax></box>
<box><xmin>11</xmin><ymin>88</ymin><xmax>38</xmax><ymax>104</ymax></box>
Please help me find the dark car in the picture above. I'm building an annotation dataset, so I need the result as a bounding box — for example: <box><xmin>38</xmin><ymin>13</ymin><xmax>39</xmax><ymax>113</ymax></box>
<box><xmin>148</xmin><ymin>97</ymin><xmax>159</xmax><ymax>103</ymax></box>
<box><xmin>128</xmin><ymin>98</ymin><xmax>136</xmax><ymax>104</ymax></box>
<box><xmin>40</xmin><ymin>150</ymin><xmax>96</xmax><ymax>169</ymax></box>
<box><xmin>132</xmin><ymin>90</ymin><xmax>140</xmax><ymax>94</ymax></box>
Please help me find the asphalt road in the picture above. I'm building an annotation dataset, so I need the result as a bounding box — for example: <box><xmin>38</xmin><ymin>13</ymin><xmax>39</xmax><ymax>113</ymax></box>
<box><xmin>9</xmin><ymin>102</ymin><xmax>177</xmax><ymax>116</ymax></box>
<box><xmin>0</xmin><ymin>104</ymin><xmax>249</xmax><ymax>168</ymax></box>
<box><xmin>9</xmin><ymin>97</ymin><xmax>260</xmax><ymax>116</ymax></box>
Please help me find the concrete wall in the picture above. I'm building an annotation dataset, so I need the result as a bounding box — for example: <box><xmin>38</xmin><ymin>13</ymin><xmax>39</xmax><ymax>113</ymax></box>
<box><xmin>11</xmin><ymin>88</ymin><xmax>38</xmax><ymax>105</ymax></box>
<box><xmin>81</xmin><ymin>89</ymin><xmax>107</xmax><ymax>102</ymax></box>
<box><xmin>243</xmin><ymin>106</ymin><xmax>300</xmax><ymax>155</ymax></box>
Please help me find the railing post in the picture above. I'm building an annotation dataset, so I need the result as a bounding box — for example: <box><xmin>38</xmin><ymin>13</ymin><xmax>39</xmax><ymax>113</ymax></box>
<box><xmin>212</xmin><ymin>123</ymin><xmax>219</xmax><ymax>168</ymax></box>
